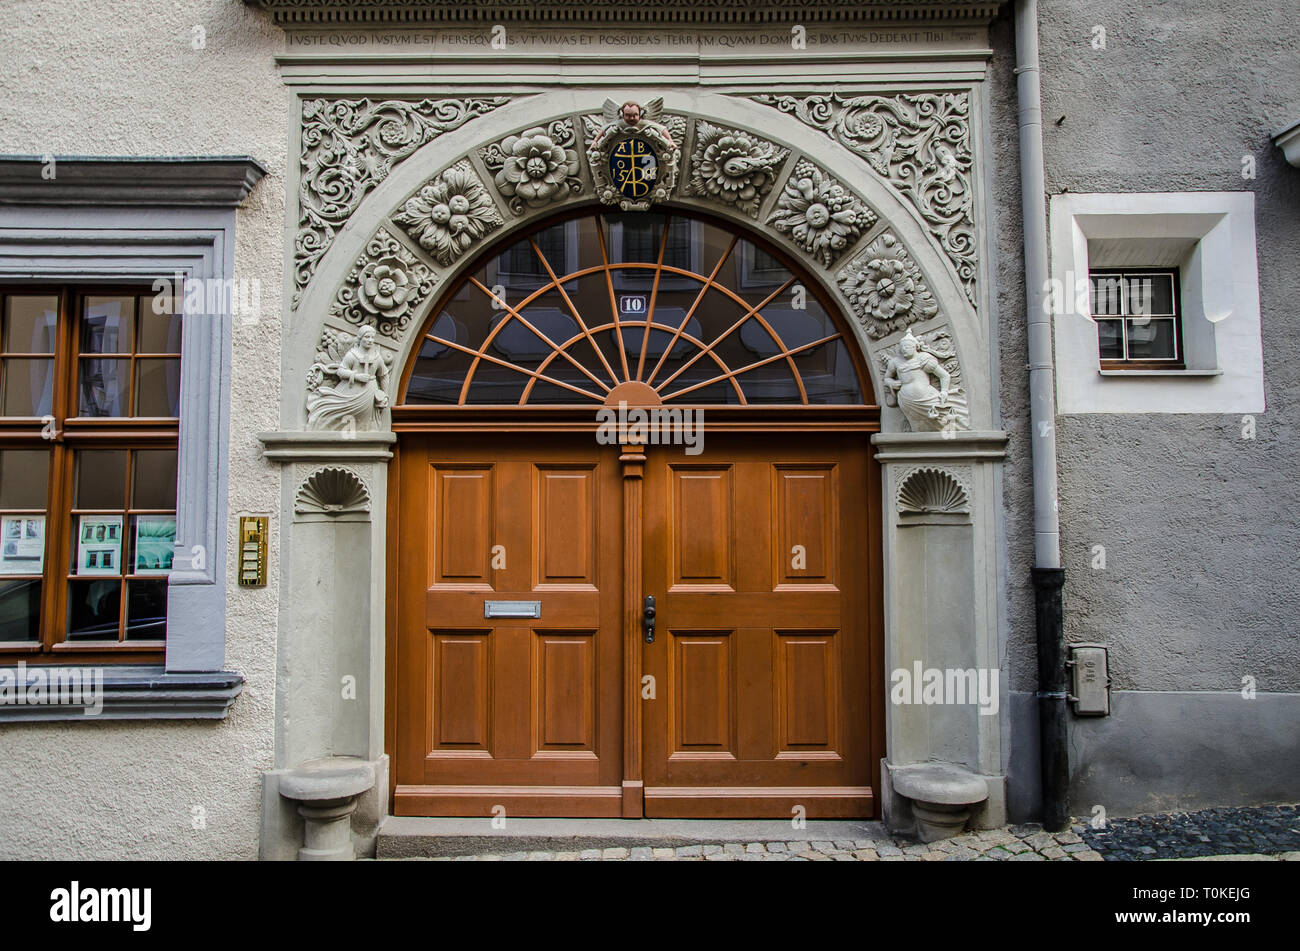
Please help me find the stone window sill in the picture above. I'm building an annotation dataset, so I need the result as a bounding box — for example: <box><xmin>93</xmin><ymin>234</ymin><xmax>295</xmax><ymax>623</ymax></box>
<box><xmin>1097</xmin><ymin>369</ymin><xmax>1223</xmax><ymax>378</ymax></box>
<box><xmin>0</xmin><ymin>665</ymin><xmax>243</xmax><ymax>722</ymax></box>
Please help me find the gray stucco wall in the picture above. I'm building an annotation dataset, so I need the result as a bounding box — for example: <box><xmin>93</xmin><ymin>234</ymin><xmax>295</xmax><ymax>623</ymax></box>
<box><xmin>1037</xmin><ymin>0</ymin><xmax>1300</xmax><ymax>815</ymax></box>
<box><xmin>986</xmin><ymin>9</ymin><xmax>1039</xmax><ymax>821</ymax></box>
<box><xmin>0</xmin><ymin>0</ymin><xmax>286</xmax><ymax>859</ymax></box>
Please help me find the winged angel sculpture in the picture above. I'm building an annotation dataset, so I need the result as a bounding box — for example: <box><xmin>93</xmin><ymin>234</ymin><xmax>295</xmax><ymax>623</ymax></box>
<box><xmin>588</xmin><ymin>97</ymin><xmax>681</xmax><ymax>211</ymax></box>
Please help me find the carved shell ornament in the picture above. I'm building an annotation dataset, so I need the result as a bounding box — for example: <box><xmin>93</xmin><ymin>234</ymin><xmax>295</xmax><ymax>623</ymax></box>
<box><xmin>586</xmin><ymin>98</ymin><xmax>682</xmax><ymax>211</ymax></box>
<box><xmin>897</xmin><ymin>467</ymin><xmax>971</xmax><ymax>515</ymax></box>
<box><xmin>295</xmin><ymin>467</ymin><xmax>372</xmax><ymax>516</ymax></box>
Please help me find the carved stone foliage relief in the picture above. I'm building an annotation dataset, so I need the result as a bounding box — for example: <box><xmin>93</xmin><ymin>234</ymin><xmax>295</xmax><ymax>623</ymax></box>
<box><xmin>765</xmin><ymin>159</ymin><xmax>877</xmax><ymax>269</ymax></box>
<box><xmin>329</xmin><ymin>227</ymin><xmax>435</xmax><ymax>338</ymax></box>
<box><xmin>391</xmin><ymin>160</ymin><xmax>504</xmax><ymax>267</ymax></box>
<box><xmin>686</xmin><ymin>120</ymin><xmax>788</xmax><ymax>218</ymax></box>
<box><xmin>480</xmin><ymin>119</ymin><xmax>583</xmax><ymax>215</ymax></box>
<box><xmin>752</xmin><ymin>92</ymin><xmax>977</xmax><ymax>303</ymax></box>
<box><xmin>296</xmin><ymin>96</ymin><xmax>510</xmax><ymax>305</ymax></box>
<box><xmin>837</xmin><ymin>231</ymin><xmax>938</xmax><ymax>339</ymax></box>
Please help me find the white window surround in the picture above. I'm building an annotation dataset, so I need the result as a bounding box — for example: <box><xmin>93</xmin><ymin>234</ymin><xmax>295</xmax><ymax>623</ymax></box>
<box><xmin>1050</xmin><ymin>191</ymin><xmax>1264</xmax><ymax>415</ymax></box>
<box><xmin>0</xmin><ymin>155</ymin><xmax>264</xmax><ymax>718</ymax></box>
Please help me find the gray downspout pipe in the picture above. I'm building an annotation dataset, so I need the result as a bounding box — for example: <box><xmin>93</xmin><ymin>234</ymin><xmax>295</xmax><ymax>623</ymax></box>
<box><xmin>1014</xmin><ymin>0</ymin><xmax>1069</xmax><ymax>832</ymax></box>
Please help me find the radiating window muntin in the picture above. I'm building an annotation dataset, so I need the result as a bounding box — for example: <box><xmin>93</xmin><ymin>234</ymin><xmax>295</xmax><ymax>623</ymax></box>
<box><xmin>402</xmin><ymin>210</ymin><xmax>866</xmax><ymax>407</ymax></box>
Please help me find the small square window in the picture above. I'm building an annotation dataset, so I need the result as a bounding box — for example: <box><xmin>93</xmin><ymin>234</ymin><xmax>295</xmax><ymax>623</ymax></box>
<box><xmin>1089</xmin><ymin>269</ymin><xmax>1184</xmax><ymax>369</ymax></box>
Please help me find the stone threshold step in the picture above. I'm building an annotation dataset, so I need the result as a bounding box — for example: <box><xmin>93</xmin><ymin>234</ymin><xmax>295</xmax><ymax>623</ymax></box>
<box><xmin>377</xmin><ymin>816</ymin><xmax>886</xmax><ymax>858</ymax></box>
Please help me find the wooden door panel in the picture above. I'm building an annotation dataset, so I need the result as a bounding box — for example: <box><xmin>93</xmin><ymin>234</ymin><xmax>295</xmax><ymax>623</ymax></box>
<box><xmin>535</xmin><ymin>466</ymin><xmax>597</xmax><ymax>587</ymax></box>
<box><xmin>669</xmin><ymin>466</ymin><xmax>734</xmax><ymax>590</ymax></box>
<box><xmin>430</xmin><ymin>466</ymin><xmax>494</xmax><ymax>586</ymax></box>
<box><xmin>773</xmin><ymin>464</ymin><xmax>838</xmax><ymax>588</ymax></box>
<box><xmin>642</xmin><ymin>434</ymin><xmax>877</xmax><ymax>818</ymax></box>
<box><xmin>534</xmin><ymin>631</ymin><xmax>598</xmax><ymax>752</ymax></box>
<box><xmin>429</xmin><ymin>631</ymin><xmax>492</xmax><ymax>750</ymax></box>
<box><xmin>670</xmin><ymin>631</ymin><xmax>735</xmax><ymax>756</ymax></box>
<box><xmin>395</xmin><ymin>437</ymin><xmax>623</xmax><ymax>816</ymax></box>
<box><xmin>774</xmin><ymin>631</ymin><xmax>840</xmax><ymax>755</ymax></box>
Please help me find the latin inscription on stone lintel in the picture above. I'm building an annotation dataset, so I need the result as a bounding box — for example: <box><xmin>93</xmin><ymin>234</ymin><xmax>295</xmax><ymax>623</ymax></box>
<box><xmin>283</xmin><ymin>27</ymin><xmax>985</xmax><ymax>53</ymax></box>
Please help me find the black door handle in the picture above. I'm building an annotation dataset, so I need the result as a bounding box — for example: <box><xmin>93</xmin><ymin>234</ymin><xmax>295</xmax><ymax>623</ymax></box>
<box><xmin>643</xmin><ymin>595</ymin><xmax>656</xmax><ymax>643</ymax></box>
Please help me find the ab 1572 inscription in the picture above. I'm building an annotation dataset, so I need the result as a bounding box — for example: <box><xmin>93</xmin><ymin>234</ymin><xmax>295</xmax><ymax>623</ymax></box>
<box><xmin>609</xmin><ymin>136</ymin><xmax>658</xmax><ymax>201</ymax></box>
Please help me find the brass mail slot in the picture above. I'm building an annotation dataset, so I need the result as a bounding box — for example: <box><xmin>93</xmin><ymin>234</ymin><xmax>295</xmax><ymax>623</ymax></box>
<box><xmin>483</xmin><ymin>600</ymin><xmax>541</xmax><ymax>619</ymax></box>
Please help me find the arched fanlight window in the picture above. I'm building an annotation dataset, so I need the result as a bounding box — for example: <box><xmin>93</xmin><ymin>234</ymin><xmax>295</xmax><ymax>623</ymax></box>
<box><xmin>399</xmin><ymin>209</ymin><xmax>867</xmax><ymax>406</ymax></box>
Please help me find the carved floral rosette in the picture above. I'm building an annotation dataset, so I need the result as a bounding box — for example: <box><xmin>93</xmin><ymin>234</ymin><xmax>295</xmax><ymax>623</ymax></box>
<box><xmin>753</xmin><ymin>92</ymin><xmax>977</xmax><ymax>303</ymax></box>
<box><xmin>875</xmin><ymin>326</ymin><xmax>970</xmax><ymax>433</ymax></box>
<box><xmin>480</xmin><ymin>119</ymin><xmax>583</xmax><ymax>215</ymax></box>
<box><xmin>329</xmin><ymin>228</ymin><xmax>436</xmax><ymax>339</ymax></box>
<box><xmin>686</xmin><ymin>120</ymin><xmax>789</xmax><ymax>218</ymax></box>
<box><xmin>391</xmin><ymin>160</ymin><xmax>504</xmax><ymax>267</ymax></box>
<box><xmin>584</xmin><ymin>111</ymin><xmax>683</xmax><ymax>212</ymax></box>
<box><xmin>765</xmin><ymin>159</ymin><xmax>877</xmax><ymax>269</ymax></box>
<box><xmin>295</xmin><ymin>96</ymin><xmax>509</xmax><ymax>305</ymax></box>
<box><xmin>836</xmin><ymin>231</ymin><xmax>939</xmax><ymax>339</ymax></box>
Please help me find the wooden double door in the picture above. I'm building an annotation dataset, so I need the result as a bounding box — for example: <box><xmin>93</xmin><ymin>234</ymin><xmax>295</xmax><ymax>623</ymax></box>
<box><xmin>390</xmin><ymin>431</ymin><xmax>881</xmax><ymax>818</ymax></box>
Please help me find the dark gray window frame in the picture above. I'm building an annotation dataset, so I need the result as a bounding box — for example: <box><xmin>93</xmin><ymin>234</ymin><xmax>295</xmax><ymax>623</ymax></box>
<box><xmin>0</xmin><ymin>155</ymin><xmax>265</xmax><ymax>719</ymax></box>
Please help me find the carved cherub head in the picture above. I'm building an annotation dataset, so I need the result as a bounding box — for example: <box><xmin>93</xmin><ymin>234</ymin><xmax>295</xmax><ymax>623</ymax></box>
<box><xmin>621</xmin><ymin>101</ymin><xmax>643</xmax><ymax>125</ymax></box>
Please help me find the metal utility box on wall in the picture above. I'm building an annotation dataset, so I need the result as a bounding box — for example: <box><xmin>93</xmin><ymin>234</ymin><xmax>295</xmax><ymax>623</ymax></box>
<box><xmin>1068</xmin><ymin>644</ymin><xmax>1111</xmax><ymax>716</ymax></box>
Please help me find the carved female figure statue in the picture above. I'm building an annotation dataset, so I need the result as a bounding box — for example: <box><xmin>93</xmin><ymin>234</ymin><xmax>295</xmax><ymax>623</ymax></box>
<box><xmin>306</xmin><ymin>325</ymin><xmax>391</xmax><ymax>431</ymax></box>
<box><xmin>882</xmin><ymin>329</ymin><xmax>962</xmax><ymax>432</ymax></box>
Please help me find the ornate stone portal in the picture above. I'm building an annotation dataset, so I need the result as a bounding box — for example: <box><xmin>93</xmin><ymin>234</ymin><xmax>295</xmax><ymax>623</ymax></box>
<box><xmin>266</xmin><ymin>83</ymin><xmax>1006</xmax><ymax>855</ymax></box>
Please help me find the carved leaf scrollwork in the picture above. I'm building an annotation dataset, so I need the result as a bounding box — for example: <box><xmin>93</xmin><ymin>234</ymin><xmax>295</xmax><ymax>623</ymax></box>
<box><xmin>296</xmin><ymin>96</ymin><xmax>510</xmax><ymax>305</ymax></box>
<box><xmin>753</xmin><ymin>92</ymin><xmax>977</xmax><ymax>303</ymax></box>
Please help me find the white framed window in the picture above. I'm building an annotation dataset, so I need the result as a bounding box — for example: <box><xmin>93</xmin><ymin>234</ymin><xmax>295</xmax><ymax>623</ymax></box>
<box><xmin>1050</xmin><ymin>192</ymin><xmax>1263</xmax><ymax>414</ymax></box>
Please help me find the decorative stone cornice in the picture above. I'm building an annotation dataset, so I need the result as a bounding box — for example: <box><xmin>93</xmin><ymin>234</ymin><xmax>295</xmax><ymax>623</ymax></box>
<box><xmin>0</xmin><ymin>155</ymin><xmax>266</xmax><ymax>207</ymax></box>
<box><xmin>752</xmin><ymin>92</ymin><xmax>977</xmax><ymax>304</ymax></box>
<box><xmin>1274</xmin><ymin>118</ymin><xmax>1300</xmax><ymax>168</ymax></box>
<box><xmin>259</xmin><ymin>431</ymin><xmax>398</xmax><ymax>463</ymax></box>
<box><xmin>245</xmin><ymin>0</ymin><xmax>1003</xmax><ymax>27</ymax></box>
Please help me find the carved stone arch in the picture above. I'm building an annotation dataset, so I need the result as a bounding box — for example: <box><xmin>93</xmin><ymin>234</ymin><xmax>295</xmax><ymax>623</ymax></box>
<box><xmin>285</xmin><ymin>92</ymin><xmax>988</xmax><ymax>433</ymax></box>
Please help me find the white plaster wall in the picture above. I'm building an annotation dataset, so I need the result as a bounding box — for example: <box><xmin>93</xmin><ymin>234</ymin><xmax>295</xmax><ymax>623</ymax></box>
<box><xmin>0</xmin><ymin>0</ymin><xmax>286</xmax><ymax>859</ymax></box>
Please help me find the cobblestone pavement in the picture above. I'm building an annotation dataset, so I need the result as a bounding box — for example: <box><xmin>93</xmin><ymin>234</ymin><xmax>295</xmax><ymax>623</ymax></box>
<box><xmin>430</xmin><ymin>827</ymin><xmax>1105</xmax><ymax>861</ymax></box>
<box><xmin>1081</xmin><ymin>803</ymin><xmax>1300</xmax><ymax>861</ymax></box>
<box><xmin>424</xmin><ymin>804</ymin><xmax>1300</xmax><ymax>861</ymax></box>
